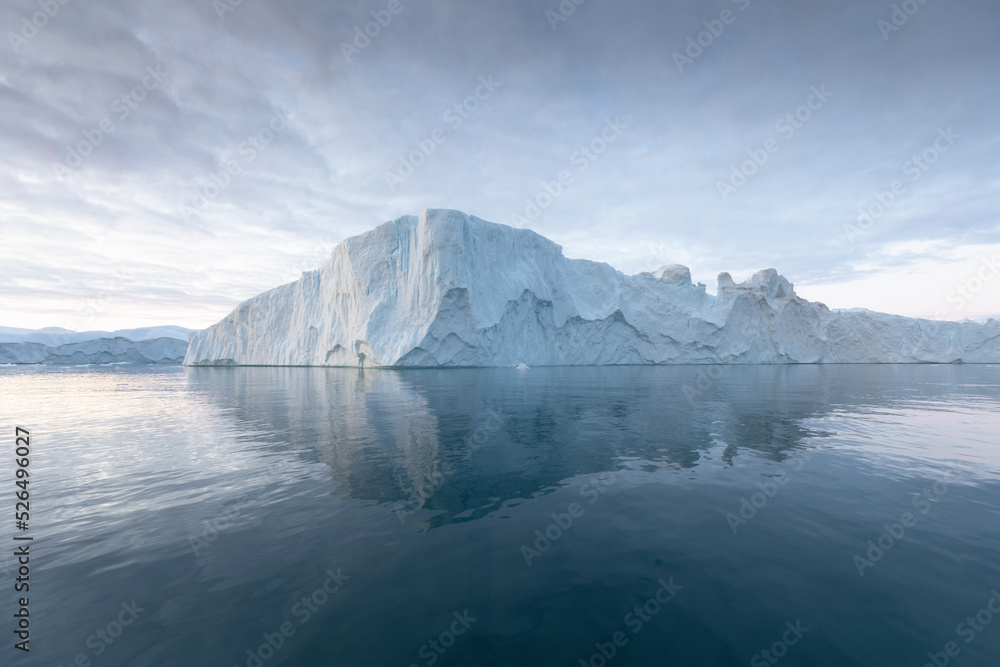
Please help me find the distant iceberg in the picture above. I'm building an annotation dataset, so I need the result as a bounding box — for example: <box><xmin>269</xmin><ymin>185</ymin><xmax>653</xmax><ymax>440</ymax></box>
<box><xmin>1</xmin><ymin>326</ymin><xmax>191</xmax><ymax>365</ymax></box>
<box><xmin>185</xmin><ymin>209</ymin><xmax>1000</xmax><ymax>367</ymax></box>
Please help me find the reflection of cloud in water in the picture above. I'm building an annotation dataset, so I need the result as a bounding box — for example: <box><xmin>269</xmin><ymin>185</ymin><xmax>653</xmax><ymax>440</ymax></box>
<box><xmin>185</xmin><ymin>365</ymin><xmax>999</xmax><ymax>527</ymax></box>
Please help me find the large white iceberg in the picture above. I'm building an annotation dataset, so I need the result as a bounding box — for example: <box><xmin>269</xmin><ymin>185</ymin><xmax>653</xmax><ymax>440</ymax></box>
<box><xmin>185</xmin><ymin>210</ymin><xmax>1000</xmax><ymax>367</ymax></box>
<box><xmin>1</xmin><ymin>326</ymin><xmax>191</xmax><ymax>365</ymax></box>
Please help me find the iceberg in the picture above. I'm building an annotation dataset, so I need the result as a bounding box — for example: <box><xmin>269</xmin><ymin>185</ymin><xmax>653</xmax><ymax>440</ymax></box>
<box><xmin>185</xmin><ymin>209</ymin><xmax>1000</xmax><ymax>367</ymax></box>
<box><xmin>1</xmin><ymin>326</ymin><xmax>191</xmax><ymax>365</ymax></box>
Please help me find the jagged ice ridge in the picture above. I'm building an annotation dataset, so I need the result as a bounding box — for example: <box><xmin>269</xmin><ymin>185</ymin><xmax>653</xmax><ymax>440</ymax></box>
<box><xmin>185</xmin><ymin>210</ymin><xmax>1000</xmax><ymax>367</ymax></box>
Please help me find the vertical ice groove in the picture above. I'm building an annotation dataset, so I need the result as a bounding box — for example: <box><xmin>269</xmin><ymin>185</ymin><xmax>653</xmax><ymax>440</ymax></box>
<box><xmin>184</xmin><ymin>210</ymin><xmax>1000</xmax><ymax>367</ymax></box>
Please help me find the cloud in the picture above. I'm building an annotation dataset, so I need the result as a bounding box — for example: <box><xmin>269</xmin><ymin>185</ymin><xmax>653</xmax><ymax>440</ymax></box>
<box><xmin>1</xmin><ymin>0</ymin><xmax>998</xmax><ymax>328</ymax></box>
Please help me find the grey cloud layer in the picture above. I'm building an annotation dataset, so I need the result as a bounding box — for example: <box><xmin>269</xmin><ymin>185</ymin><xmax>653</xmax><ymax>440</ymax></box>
<box><xmin>1</xmin><ymin>0</ymin><xmax>998</xmax><ymax>327</ymax></box>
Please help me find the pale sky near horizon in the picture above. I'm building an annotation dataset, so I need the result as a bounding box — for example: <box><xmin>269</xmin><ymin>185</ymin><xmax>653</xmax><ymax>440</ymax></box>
<box><xmin>1</xmin><ymin>0</ymin><xmax>998</xmax><ymax>331</ymax></box>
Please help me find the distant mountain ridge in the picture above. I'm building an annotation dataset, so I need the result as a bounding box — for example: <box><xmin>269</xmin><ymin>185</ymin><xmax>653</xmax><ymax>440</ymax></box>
<box><xmin>185</xmin><ymin>209</ymin><xmax>1000</xmax><ymax>367</ymax></box>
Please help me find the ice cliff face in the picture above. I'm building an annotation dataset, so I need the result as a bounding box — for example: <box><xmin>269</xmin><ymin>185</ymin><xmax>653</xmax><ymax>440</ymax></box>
<box><xmin>185</xmin><ymin>210</ymin><xmax>1000</xmax><ymax>367</ymax></box>
<box><xmin>1</xmin><ymin>326</ymin><xmax>191</xmax><ymax>365</ymax></box>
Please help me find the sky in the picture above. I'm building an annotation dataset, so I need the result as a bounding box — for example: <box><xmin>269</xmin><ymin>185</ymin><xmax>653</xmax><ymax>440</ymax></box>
<box><xmin>1</xmin><ymin>0</ymin><xmax>998</xmax><ymax>331</ymax></box>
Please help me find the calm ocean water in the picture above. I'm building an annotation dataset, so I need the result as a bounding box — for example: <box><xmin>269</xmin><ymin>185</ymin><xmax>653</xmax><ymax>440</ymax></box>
<box><xmin>1</xmin><ymin>364</ymin><xmax>999</xmax><ymax>666</ymax></box>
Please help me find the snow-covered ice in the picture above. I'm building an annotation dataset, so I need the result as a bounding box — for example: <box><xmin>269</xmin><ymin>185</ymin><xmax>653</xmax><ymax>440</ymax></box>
<box><xmin>185</xmin><ymin>209</ymin><xmax>1000</xmax><ymax>367</ymax></box>
<box><xmin>1</xmin><ymin>326</ymin><xmax>191</xmax><ymax>365</ymax></box>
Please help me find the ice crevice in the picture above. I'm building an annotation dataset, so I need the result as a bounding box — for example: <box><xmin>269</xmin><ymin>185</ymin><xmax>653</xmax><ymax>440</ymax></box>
<box><xmin>185</xmin><ymin>209</ymin><xmax>1000</xmax><ymax>367</ymax></box>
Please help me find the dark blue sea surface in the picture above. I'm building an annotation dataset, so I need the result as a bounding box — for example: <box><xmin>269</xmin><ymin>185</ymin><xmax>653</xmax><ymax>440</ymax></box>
<box><xmin>1</xmin><ymin>364</ymin><xmax>999</xmax><ymax>666</ymax></box>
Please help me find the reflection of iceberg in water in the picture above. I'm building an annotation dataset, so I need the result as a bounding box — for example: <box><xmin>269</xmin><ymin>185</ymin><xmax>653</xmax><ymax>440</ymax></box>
<box><xmin>185</xmin><ymin>367</ymin><xmax>447</xmax><ymax>510</ymax></box>
<box><xmin>184</xmin><ymin>364</ymin><xmax>992</xmax><ymax>527</ymax></box>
